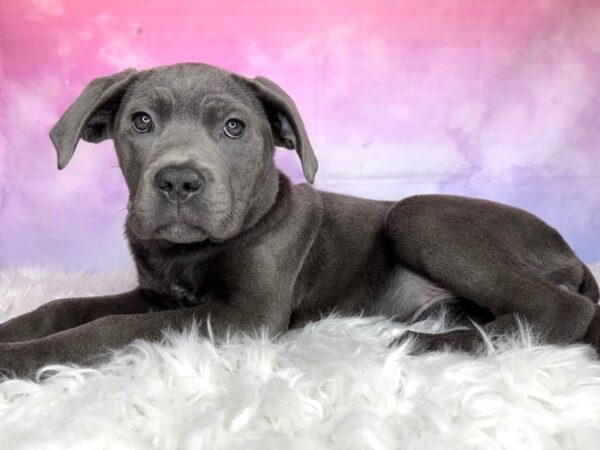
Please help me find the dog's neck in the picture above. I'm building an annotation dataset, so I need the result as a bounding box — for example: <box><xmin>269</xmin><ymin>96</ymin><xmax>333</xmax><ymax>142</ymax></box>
<box><xmin>237</xmin><ymin>160</ymin><xmax>282</xmax><ymax>238</ymax></box>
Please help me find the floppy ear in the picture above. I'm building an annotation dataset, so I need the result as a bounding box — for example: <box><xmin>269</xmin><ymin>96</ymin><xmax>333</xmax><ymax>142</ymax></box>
<box><xmin>50</xmin><ymin>69</ymin><xmax>138</xmax><ymax>170</ymax></box>
<box><xmin>239</xmin><ymin>75</ymin><xmax>318</xmax><ymax>184</ymax></box>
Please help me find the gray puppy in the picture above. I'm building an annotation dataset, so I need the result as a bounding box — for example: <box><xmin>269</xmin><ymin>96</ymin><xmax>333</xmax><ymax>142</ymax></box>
<box><xmin>1</xmin><ymin>63</ymin><xmax>599</xmax><ymax>377</ymax></box>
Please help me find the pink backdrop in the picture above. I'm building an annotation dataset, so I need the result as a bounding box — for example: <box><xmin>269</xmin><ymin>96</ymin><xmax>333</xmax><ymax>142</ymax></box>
<box><xmin>1</xmin><ymin>0</ymin><xmax>599</xmax><ymax>270</ymax></box>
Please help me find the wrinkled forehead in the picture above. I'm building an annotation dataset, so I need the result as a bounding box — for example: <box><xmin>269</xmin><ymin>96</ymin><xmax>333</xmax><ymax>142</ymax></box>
<box><xmin>123</xmin><ymin>64</ymin><xmax>261</xmax><ymax>115</ymax></box>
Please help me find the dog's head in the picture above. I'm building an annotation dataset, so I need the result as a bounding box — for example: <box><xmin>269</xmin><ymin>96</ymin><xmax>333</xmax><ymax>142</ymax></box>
<box><xmin>50</xmin><ymin>63</ymin><xmax>318</xmax><ymax>244</ymax></box>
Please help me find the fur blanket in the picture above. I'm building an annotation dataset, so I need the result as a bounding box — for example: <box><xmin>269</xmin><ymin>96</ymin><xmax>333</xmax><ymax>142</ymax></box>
<box><xmin>0</xmin><ymin>264</ymin><xmax>599</xmax><ymax>449</ymax></box>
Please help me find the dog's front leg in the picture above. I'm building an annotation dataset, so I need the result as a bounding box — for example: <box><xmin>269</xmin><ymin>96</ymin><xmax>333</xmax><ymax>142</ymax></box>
<box><xmin>0</xmin><ymin>290</ymin><xmax>154</xmax><ymax>343</ymax></box>
<box><xmin>0</xmin><ymin>292</ymin><xmax>289</xmax><ymax>378</ymax></box>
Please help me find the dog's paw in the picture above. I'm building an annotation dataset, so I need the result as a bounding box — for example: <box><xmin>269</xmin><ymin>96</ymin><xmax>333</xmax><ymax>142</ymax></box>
<box><xmin>389</xmin><ymin>329</ymin><xmax>482</xmax><ymax>355</ymax></box>
<box><xmin>389</xmin><ymin>330</ymin><xmax>439</xmax><ymax>355</ymax></box>
<box><xmin>0</xmin><ymin>342</ymin><xmax>38</xmax><ymax>379</ymax></box>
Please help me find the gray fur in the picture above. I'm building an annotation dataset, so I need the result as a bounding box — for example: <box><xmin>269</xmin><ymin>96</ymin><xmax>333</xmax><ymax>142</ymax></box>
<box><xmin>1</xmin><ymin>63</ymin><xmax>599</xmax><ymax>377</ymax></box>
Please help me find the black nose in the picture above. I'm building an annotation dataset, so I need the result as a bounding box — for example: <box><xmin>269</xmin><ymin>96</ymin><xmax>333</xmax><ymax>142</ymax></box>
<box><xmin>155</xmin><ymin>167</ymin><xmax>204</xmax><ymax>203</ymax></box>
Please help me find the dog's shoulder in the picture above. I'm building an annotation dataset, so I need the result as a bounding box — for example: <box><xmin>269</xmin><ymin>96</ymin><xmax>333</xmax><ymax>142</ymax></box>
<box><xmin>300</xmin><ymin>184</ymin><xmax>393</xmax><ymax>226</ymax></box>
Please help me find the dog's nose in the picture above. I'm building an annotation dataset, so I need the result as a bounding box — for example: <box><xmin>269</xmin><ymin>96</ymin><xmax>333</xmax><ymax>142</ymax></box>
<box><xmin>155</xmin><ymin>167</ymin><xmax>204</xmax><ymax>203</ymax></box>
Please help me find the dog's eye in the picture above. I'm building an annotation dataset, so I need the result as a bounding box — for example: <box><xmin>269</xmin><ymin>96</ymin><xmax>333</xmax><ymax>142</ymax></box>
<box><xmin>223</xmin><ymin>119</ymin><xmax>245</xmax><ymax>139</ymax></box>
<box><xmin>132</xmin><ymin>112</ymin><xmax>153</xmax><ymax>133</ymax></box>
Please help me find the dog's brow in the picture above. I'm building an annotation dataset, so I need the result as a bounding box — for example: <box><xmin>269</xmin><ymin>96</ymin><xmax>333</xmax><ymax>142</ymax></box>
<box><xmin>130</xmin><ymin>85</ymin><xmax>175</xmax><ymax>111</ymax></box>
<box><xmin>200</xmin><ymin>94</ymin><xmax>249</xmax><ymax>112</ymax></box>
<box><xmin>153</xmin><ymin>86</ymin><xmax>175</xmax><ymax>109</ymax></box>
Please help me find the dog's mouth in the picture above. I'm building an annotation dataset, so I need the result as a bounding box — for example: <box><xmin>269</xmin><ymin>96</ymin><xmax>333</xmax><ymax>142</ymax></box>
<box><xmin>126</xmin><ymin>211</ymin><xmax>209</xmax><ymax>244</ymax></box>
<box><xmin>127</xmin><ymin>204</ymin><xmax>241</xmax><ymax>245</ymax></box>
<box><xmin>127</xmin><ymin>184</ymin><xmax>246</xmax><ymax>244</ymax></box>
<box><xmin>154</xmin><ymin>222</ymin><xmax>209</xmax><ymax>244</ymax></box>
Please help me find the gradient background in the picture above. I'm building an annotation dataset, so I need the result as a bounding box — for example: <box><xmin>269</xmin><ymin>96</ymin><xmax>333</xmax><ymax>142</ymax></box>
<box><xmin>0</xmin><ymin>0</ymin><xmax>599</xmax><ymax>271</ymax></box>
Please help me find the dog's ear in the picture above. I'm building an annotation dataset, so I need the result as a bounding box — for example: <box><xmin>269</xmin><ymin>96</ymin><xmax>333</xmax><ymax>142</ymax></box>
<box><xmin>50</xmin><ymin>69</ymin><xmax>138</xmax><ymax>170</ymax></box>
<box><xmin>238</xmin><ymin>75</ymin><xmax>318</xmax><ymax>184</ymax></box>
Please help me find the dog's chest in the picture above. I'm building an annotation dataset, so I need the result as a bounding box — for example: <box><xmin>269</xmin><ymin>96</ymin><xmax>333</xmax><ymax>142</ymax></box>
<box><xmin>373</xmin><ymin>267</ymin><xmax>457</xmax><ymax>322</ymax></box>
<box><xmin>168</xmin><ymin>283</ymin><xmax>198</xmax><ymax>307</ymax></box>
<box><xmin>141</xmin><ymin>256</ymin><xmax>223</xmax><ymax>308</ymax></box>
<box><xmin>165</xmin><ymin>268</ymin><xmax>224</xmax><ymax>307</ymax></box>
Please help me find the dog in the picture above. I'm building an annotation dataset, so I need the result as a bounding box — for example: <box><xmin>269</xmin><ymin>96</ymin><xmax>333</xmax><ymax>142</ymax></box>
<box><xmin>1</xmin><ymin>63</ymin><xmax>598</xmax><ymax>377</ymax></box>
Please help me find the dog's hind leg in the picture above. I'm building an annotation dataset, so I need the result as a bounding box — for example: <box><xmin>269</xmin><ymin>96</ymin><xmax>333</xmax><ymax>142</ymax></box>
<box><xmin>392</xmin><ymin>283</ymin><xmax>596</xmax><ymax>354</ymax></box>
<box><xmin>385</xmin><ymin>195</ymin><xmax>597</xmax><ymax>353</ymax></box>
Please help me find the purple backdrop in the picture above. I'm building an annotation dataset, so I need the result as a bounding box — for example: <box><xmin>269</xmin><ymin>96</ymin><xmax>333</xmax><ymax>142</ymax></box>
<box><xmin>0</xmin><ymin>0</ymin><xmax>599</xmax><ymax>270</ymax></box>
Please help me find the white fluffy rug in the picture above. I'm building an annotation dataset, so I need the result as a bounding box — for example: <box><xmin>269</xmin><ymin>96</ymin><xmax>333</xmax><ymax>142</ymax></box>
<box><xmin>1</xmin><ymin>265</ymin><xmax>600</xmax><ymax>450</ymax></box>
